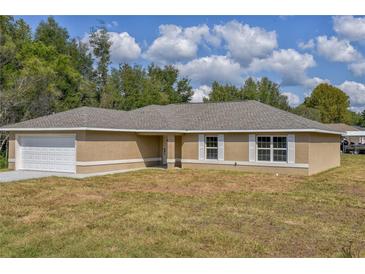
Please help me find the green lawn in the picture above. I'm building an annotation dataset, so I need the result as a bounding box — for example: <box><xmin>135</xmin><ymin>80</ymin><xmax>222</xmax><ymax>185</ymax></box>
<box><xmin>0</xmin><ymin>155</ymin><xmax>364</xmax><ymax>257</ymax></box>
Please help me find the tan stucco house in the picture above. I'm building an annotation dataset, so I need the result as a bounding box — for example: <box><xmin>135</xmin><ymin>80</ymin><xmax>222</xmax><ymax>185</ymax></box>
<box><xmin>0</xmin><ymin>101</ymin><xmax>342</xmax><ymax>176</ymax></box>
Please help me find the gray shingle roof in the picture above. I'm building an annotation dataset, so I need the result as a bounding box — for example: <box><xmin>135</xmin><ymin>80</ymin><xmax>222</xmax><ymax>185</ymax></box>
<box><xmin>325</xmin><ymin>123</ymin><xmax>361</xmax><ymax>133</ymax></box>
<box><xmin>1</xmin><ymin>101</ymin><xmax>341</xmax><ymax>133</ymax></box>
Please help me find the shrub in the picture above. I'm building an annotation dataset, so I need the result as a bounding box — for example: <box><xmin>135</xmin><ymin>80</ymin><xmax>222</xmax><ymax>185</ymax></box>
<box><xmin>0</xmin><ymin>152</ymin><xmax>7</xmax><ymax>169</ymax></box>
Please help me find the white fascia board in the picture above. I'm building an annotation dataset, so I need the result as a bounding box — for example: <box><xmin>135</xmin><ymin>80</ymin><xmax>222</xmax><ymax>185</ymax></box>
<box><xmin>343</xmin><ymin>131</ymin><xmax>365</xmax><ymax>137</ymax></box>
<box><xmin>0</xmin><ymin>127</ymin><xmax>343</xmax><ymax>135</ymax></box>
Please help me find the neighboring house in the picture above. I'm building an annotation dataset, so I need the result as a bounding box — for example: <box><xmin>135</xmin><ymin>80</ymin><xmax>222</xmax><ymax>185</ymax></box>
<box><xmin>0</xmin><ymin>101</ymin><xmax>342</xmax><ymax>176</ymax></box>
<box><xmin>326</xmin><ymin>123</ymin><xmax>365</xmax><ymax>145</ymax></box>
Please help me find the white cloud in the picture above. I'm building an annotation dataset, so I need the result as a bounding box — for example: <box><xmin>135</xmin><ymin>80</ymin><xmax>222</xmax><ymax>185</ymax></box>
<box><xmin>83</xmin><ymin>31</ymin><xmax>141</xmax><ymax>64</ymax></box>
<box><xmin>303</xmin><ymin>77</ymin><xmax>330</xmax><ymax>89</ymax></box>
<box><xmin>177</xmin><ymin>55</ymin><xmax>243</xmax><ymax>86</ymax></box>
<box><xmin>282</xmin><ymin>92</ymin><xmax>301</xmax><ymax>107</ymax></box>
<box><xmin>108</xmin><ymin>32</ymin><xmax>141</xmax><ymax>63</ymax></box>
<box><xmin>144</xmin><ymin>24</ymin><xmax>216</xmax><ymax>64</ymax></box>
<box><xmin>349</xmin><ymin>61</ymin><xmax>365</xmax><ymax>77</ymax></box>
<box><xmin>316</xmin><ymin>36</ymin><xmax>361</xmax><ymax>63</ymax></box>
<box><xmin>191</xmin><ymin>85</ymin><xmax>212</xmax><ymax>102</ymax></box>
<box><xmin>333</xmin><ymin>16</ymin><xmax>365</xmax><ymax>41</ymax></box>
<box><xmin>338</xmin><ymin>81</ymin><xmax>365</xmax><ymax>111</ymax></box>
<box><xmin>298</xmin><ymin>39</ymin><xmax>315</xmax><ymax>50</ymax></box>
<box><xmin>213</xmin><ymin>20</ymin><xmax>277</xmax><ymax>65</ymax></box>
<box><xmin>248</xmin><ymin>49</ymin><xmax>316</xmax><ymax>86</ymax></box>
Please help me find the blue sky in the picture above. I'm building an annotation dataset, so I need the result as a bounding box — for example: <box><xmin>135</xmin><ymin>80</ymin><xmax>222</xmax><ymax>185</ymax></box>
<box><xmin>17</xmin><ymin>16</ymin><xmax>365</xmax><ymax>111</ymax></box>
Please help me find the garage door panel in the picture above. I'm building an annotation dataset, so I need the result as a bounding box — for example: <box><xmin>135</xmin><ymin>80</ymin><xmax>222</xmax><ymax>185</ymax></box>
<box><xmin>19</xmin><ymin>136</ymin><xmax>76</xmax><ymax>173</ymax></box>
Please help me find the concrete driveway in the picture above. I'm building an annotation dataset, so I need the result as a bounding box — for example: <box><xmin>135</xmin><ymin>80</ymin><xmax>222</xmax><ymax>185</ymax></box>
<box><xmin>0</xmin><ymin>168</ymin><xmax>158</xmax><ymax>183</ymax></box>
<box><xmin>0</xmin><ymin>170</ymin><xmax>74</xmax><ymax>183</ymax></box>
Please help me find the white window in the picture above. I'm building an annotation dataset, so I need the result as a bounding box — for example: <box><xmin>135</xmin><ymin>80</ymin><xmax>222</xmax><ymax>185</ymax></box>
<box><xmin>257</xmin><ymin>136</ymin><xmax>287</xmax><ymax>162</ymax></box>
<box><xmin>205</xmin><ymin>136</ymin><xmax>218</xmax><ymax>160</ymax></box>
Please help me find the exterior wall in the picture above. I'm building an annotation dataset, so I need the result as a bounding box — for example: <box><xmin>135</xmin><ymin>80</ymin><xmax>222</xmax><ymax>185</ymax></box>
<box><xmin>182</xmin><ymin>133</ymin><xmax>199</xmax><ymax>160</ymax></box>
<box><xmin>7</xmin><ymin>130</ymin><xmax>161</xmax><ymax>173</ymax></box>
<box><xmin>308</xmin><ymin>133</ymin><xmax>341</xmax><ymax>175</ymax></box>
<box><xmin>224</xmin><ymin>133</ymin><xmax>249</xmax><ymax>161</ymax></box>
<box><xmin>6</xmin><ymin>130</ymin><xmax>340</xmax><ymax>175</ymax></box>
<box><xmin>77</xmin><ymin>131</ymin><xmax>161</xmax><ymax>173</ymax></box>
<box><xmin>166</xmin><ymin>134</ymin><xmax>175</xmax><ymax>169</ymax></box>
<box><xmin>182</xmin><ymin>163</ymin><xmax>309</xmax><ymax>176</ymax></box>
<box><xmin>295</xmin><ymin>133</ymin><xmax>309</xmax><ymax>164</ymax></box>
<box><xmin>181</xmin><ymin>132</ymin><xmax>310</xmax><ymax>163</ymax></box>
<box><xmin>180</xmin><ymin>132</ymin><xmax>341</xmax><ymax>176</ymax></box>
<box><xmin>77</xmin><ymin>131</ymin><xmax>160</xmax><ymax>161</ymax></box>
<box><xmin>7</xmin><ymin>133</ymin><xmax>15</xmax><ymax>170</ymax></box>
<box><xmin>175</xmin><ymin>135</ymin><xmax>182</xmax><ymax>167</ymax></box>
<box><xmin>175</xmin><ymin>136</ymin><xmax>182</xmax><ymax>159</ymax></box>
<box><xmin>76</xmin><ymin>161</ymin><xmax>160</xmax><ymax>173</ymax></box>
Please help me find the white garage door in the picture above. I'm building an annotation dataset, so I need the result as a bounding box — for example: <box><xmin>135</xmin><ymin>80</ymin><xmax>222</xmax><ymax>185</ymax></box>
<box><xmin>18</xmin><ymin>136</ymin><xmax>76</xmax><ymax>173</ymax></box>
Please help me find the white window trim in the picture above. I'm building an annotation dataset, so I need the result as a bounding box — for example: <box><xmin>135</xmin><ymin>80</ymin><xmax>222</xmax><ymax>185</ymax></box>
<box><xmin>205</xmin><ymin>135</ymin><xmax>218</xmax><ymax>160</ymax></box>
<box><xmin>256</xmin><ymin>135</ymin><xmax>288</xmax><ymax>163</ymax></box>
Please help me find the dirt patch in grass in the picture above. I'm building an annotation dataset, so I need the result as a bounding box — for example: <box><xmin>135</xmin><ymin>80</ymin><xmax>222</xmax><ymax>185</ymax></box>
<box><xmin>0</xmin><ymin>154</ymin><xmax>364</xmax><ymax>257</ymax></box>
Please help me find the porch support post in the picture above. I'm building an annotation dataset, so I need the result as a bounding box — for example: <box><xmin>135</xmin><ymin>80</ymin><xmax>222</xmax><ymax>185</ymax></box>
<box><xmin>166</xmin><ymin>134</ymin><xmax>175</xmax><ymax>169</ymax></box>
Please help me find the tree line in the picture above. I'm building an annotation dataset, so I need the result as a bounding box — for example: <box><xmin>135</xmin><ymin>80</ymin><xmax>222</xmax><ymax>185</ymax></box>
<box><xmin>1</xmin><ymin>16</ymin><xmax>364</xmax><ymax>129</ymax></box>
<box><xmin>0</xmin><ymin>16</ymin><xmax>194</xmax><ymax>127</ymax></box>
<box><xmin>208</xmin><ymin>79</ymin><xmax>365</xmax><ymax>126</ymax></box>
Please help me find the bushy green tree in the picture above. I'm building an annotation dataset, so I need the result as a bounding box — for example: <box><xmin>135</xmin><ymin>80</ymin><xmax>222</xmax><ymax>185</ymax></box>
<box><xmin>207</xmin><ymin>77</ymin><xmax>290</xmax><ymax>111</ymax></box>
<box><xmin>208</xmin><ymin>81</ymin><xmax>240</xmax><ymax>102</ymax></box>
<box><xmin>256</xmin><ymin>77</ymin><xmax>290</xmax><ymax>110</ymax></box>
<box><xmin>35</xmin><ymin>16</ymin><xmax>69</xmax><ymax>54</ymax></box>
<box><xmin>100</xmin><ymin>64</ymin><xmax>193</xmax><ymax>110</ymax></box>
<box><xmin>241</xmin><ymin>77</ymin><xmax>258</xmax><ymax>100</ymax></box>
<box><xmin>304</xmin><ymin>83</ymin><xmax>350</xmax><ymax>123</ymax></box>
<box><xmin>291</xmin><ymin>104</ymin><xmax>321</xmax><ymax>122</ymax></box>
<box><xmin>359</xmin><ymin>110</ymin><xmax>365</xmax><ymax>127</ymax></box>
<box><xmin>0</xmin><ymin>16</ymin><xmax>98</xmax><ymax>126</ymax></box>
<box><xmin>89</xmin><ymin>27</ymin><xmax>111</xmax><ymax>103</ymax></box>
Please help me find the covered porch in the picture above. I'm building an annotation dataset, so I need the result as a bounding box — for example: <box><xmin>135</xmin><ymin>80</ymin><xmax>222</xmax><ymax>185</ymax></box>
<box><xmin>137</xmin><ymin>133</ymin><xmax>182</xmax><ymax>168</ymax></box>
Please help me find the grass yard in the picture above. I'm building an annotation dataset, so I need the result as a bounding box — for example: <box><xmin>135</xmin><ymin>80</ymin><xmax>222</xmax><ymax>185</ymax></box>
<box><xmin>0</xmin><ymin>155</ymin><xmax>364</xmax><ymax>258</ymax></box>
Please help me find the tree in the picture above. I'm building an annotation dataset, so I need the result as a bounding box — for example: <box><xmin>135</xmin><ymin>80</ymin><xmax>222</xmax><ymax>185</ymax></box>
<box><xmin>176</xmin><ymin>78</ymin><xmax>193</xmax><ymax>103</ymax></box>
<box><xmin>147</xmin><ymin>64</ymin><xmax>193</xmax><ymax>104</ymax></box>
<box><xmin>304</xmin><ymin>83</ymin><xmax>350</xmax><ymax>123</ymax></box>
<box><xmin>0</xmin><ymin>16</ymin><xmax>99</xmax><ymax>126</ymax></box>
<box><xmin>100</xmin><ymin>68</ymin><xmax>124</xmax><ymax>109</ymax></box>
<box><xmin>0</xmin><ymin>16</ymin><xmax>32</xmax><ymax>90</ymax></box>
<box><xmin>89</xmin><ymin>27</ymin><xmax>111</xmax><ymax>103</ymax></box>
<box><xmin>347</xmin><ymin>111</ymin><xmax>363</xmax><ymax>126</ymax></box>
<box><xmin>35</xmin><ymin>16</ymin><xmax>69</xmax><ymax>54</ymax></box>
<box><xmin>208</xmin><ymin>81</ymin><xmax>240</xmax><ymax>102</ymax></box>
<box><xmin>100</xmin><ymin>64</ymin><xmax>193</xmax><ymax>110</ymax></box>
<box><xmin>256</xmin><ymin>77</ymin><xmax>290</xmax><ymax>110</ymax></box>
<box><xmin>360</xmin><ymin>110</ymin><xmax>365</xmax><ymax>127</ymax></box>
<box><xmin>241</xmin><ymin>77</ymin><xmax>258</xmax><ymax>100</ymax></box>
<box><xmin>291</xmin><ymin>104</ymin><xmax>321</xmax><ymax>122</ymax></box>
<box><xmin>206</xmin><ymin>77</ymin><xmax>290</xmax><ymax>111</ymax></box>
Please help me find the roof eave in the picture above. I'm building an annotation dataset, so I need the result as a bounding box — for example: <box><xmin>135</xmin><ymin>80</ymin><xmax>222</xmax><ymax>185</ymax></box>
<box><xmin>0</xmin><ymin>127</ymin><xmax>343</xmax><ymax>135</ymax></box>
